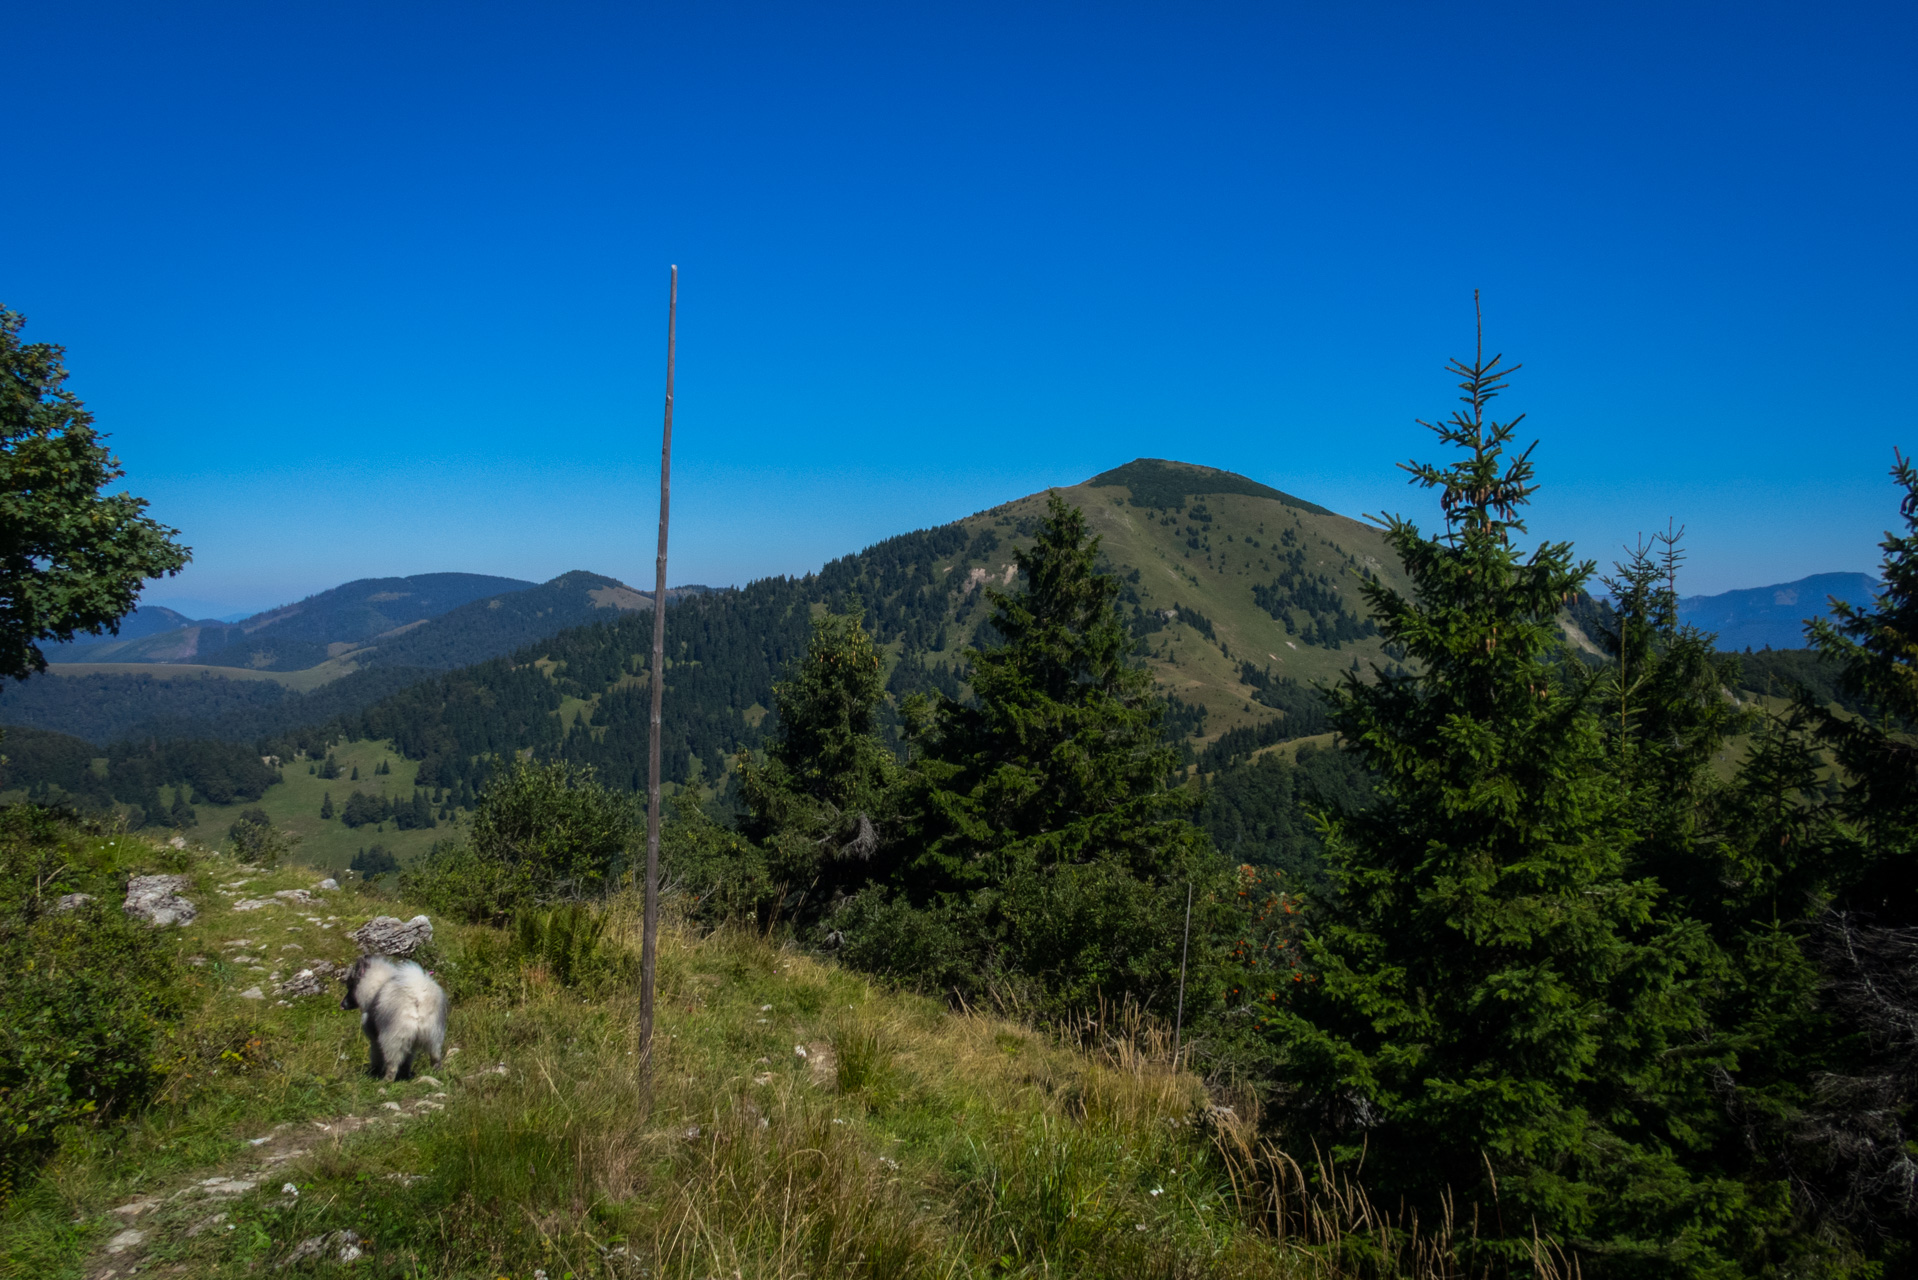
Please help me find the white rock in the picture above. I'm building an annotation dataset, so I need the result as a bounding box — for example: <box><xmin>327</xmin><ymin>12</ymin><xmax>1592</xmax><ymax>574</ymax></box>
<box><xmin>274</xmin><ymin>889</ymin><xmax>316</xmax><ymax>905</ymax></box>
<box><xmin>168</xmin><ymin>835</ymin><xmax>188</xmax><ymax>849</ymax></box>
<box><xmin>348</xmin><ymin>914</ymin><xmax>433</xmax><ymax>957</ymax></box>
<box><xmin>206</xmin><ymin>1177</ymin><xmax>258</xmax><ymax>1196</ymax></box>
<box><xmin>237</xmin><ymin>986</ymin><xmax>264</xmax><ymax>1000</ymax></box>
<box><xmin>104</xmin><ymin>1228</ymin><xmax>144</xmax><ymax>1253</ymax></box>
<box><xmin>316</xmin><ymin>878</ymin><xmax>339</xmax><ymax>890</ymax></box>
<box><xmin>123</xmin><ymin>875</ymin><xmax>196</xmax><ymax>927</ymax></box>
<box><xmin>275</xmin><ymin>961</ymin><xmax>342</xmax><ymax>998</ymax></box>
<box><xmin>55</xmin><ymin>892</ymin><xmax>93</xmax><ymax>911</ymax></box>
<box><xmin>232</xmin><ymin>898</ymin><xmax>278</xmax><ymax>911</ymax></box>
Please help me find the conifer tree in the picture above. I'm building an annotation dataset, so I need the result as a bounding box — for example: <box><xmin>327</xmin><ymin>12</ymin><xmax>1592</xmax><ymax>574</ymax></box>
<box><xmin>320</xmin><ymin>791</ymin><xmax>334</xmax><ymax>820</ymax></box>
<box><xmin>1807</xmin><ymin>450</ymin><xmax>1918</xmax><ymax>925</ymax></box>
<box><xmin>1275</xmin><ymin>305</ymin><xmax>1780</xmax><ymax>1273</ymax></box>
<box><xmin>739</xmin><ymin>604</ymin><xmax>896</xmax><ymax>894</ymax></box>
<box><xmin>846</xmin><ymin>494</ymin><xmax>1217</xmax><ymax>1011</ymax></box>
<box><xmin>1777</xmin><ymin>453</ymin><xmax>1918</xmax><ymax>1249</ymax></box>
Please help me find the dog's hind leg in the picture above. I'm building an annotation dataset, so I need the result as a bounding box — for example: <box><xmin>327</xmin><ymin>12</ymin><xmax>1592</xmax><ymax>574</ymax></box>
<box><xmin>365</xmin><ymin>1031</ymin><xmax>387</xmax><ymax>1080</ymax></box>
<box><xmin>381</xmin><ymin>1021</ymin><xmax>421</xmax><ymax>1081</ymax></box>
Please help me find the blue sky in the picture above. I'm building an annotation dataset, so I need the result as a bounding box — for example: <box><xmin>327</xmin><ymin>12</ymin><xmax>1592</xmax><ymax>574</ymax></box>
<box><xmin>5</xmin><ymin>2</ymin><xmax>1912</xmax><ymax>616</ymax></box>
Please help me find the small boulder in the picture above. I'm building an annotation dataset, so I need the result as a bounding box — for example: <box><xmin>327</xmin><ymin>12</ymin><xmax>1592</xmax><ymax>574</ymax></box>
<box><xmin>274</xmin><ymin>888</ymin><xmax>317</xmax><ymax>905</ymax></box>
<box><xmin>275</xmin><ymin>961</ymin><xmax>344</xmax><ymax>998</ymax></box>
<box><xmin>55</xmin><ymin>892</ymin><xmax>93</xmax><ymax>912</ymax></box>
<box><xmin>237</xmin><ymin>986</ymin><xmax>265</xmax><ymax>1000</ymax></box>
<box><xmin>316</xmin><ymin>877</ymin><xmax>339</xmax><ymax>890</ymax></box>
<box><xmin>231</xmin><ymin>897</ymin><xmax>279</xmax><ymax>911</ymax></box>
<box><xmin>123</xmin><ymin>875</ymin><xmax>196</xmax><ymax>927</ymax></box>
<box><xmin>349</xmin><ymin>914</ymin><xmax>432</xmax><ymax>957</ymax></box>
<box><xmin>278</xmin><ymin>1230</ymin><xmax>361</xmax><ymax>1269</ymax></box>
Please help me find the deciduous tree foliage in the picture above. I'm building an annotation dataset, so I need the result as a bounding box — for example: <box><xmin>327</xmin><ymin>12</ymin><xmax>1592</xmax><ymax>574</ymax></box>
<box><xmin>0</xmin><ymin>308</ymin><xmax>189</xmax><ymax>679</ymax></box>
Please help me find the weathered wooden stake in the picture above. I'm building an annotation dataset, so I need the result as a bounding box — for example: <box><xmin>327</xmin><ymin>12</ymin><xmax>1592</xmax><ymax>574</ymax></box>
<box><xmin>1172</xmin><ymin>881</ymin><xmax>1193</xmax><ymax>1069</ymax></box>
<box><xmin>639</xmin><ymin>265</ymin><xmax>676</xmax><ymax>1067</ymax></box>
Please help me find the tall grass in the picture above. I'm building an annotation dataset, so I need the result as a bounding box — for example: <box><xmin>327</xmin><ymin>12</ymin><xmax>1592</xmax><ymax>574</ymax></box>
<box><xmin>2</xmin><ymin>851</ymin><xmax>1585</xmax><ymax>1280</ymax></box>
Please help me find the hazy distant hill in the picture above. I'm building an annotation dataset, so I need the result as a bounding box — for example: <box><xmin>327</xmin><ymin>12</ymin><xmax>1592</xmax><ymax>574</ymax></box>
<box><xmin>51</xmin><ymin>572</ymin><xmax>536</xmax><ymax>669</ymax></box>
<box><xmin>42</xmin><ymin>604</ymin><xmax>218</xmax><ymax>659</ymax></box>
<box><xmin>3</xmin><ymin>572</ymin><xmax>675</xmax><ymax>745</ymax></box>
<box><xmin>357</xmin><ymin>570</ymin><xmax>659</xmax><ymax>669</ymax></box>
<box><xmin>1680</xmin><ymin>572</ymin><xmax>1880</xmax><ymax>651</ymax></box>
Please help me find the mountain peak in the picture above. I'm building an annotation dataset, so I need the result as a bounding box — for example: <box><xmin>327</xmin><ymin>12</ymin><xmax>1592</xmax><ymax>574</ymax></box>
<box><xmin>1085</xmin><ymin>458</ymin><xmax>1335</xmax><ymax>517</ymax></box>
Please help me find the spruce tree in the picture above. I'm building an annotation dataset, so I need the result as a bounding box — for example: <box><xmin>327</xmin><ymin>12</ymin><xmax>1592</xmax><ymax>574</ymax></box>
<box><xmin>849</xmin><ymin>494</ymin><xmax>1217</xmax><ymax>1011</ymax></box>
<box><xmin>739</xmin><ymin>604</ymin><xmax>896</xmax><ymax>897</ymax></box>
<box><xmin>320</xmin><ymin>791</ymin><xmax>334</xmax><ymax>820</ymax></box>
<box><xmin>1778</xmin><ymin>453</ymin><xmax>1918</xmax><ymax>1252</ymax></box>
<box><xmin>1806</xmin><ymin>450</ymin><xmax>1918</xmax><ymax>925</ymax></box>
<box><xmin>1275</xmin><ymin>307</ymin><xmax>1778</xmax><ymax>1273</ymax></box>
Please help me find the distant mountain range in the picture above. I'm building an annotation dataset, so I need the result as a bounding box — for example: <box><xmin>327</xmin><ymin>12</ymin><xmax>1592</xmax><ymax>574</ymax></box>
<box><xmin>41</xmin><ymin>569</ymin><xmax>708</xmax><ymax>676</ymax></box>
<box><xmin>5</xmin><ymin>571</ymin><xmax>690</xmax><ymax>744</ymax></box>
<box><xmin>1678</xmin><ymin>572</ymin><xmax>1881</xmax><ymax>652</ymax></box>
<box><xmin>2</xmin><ymin>460</ymin><xmax>1882</xmax><ymax>764</ymax></box>
<box><xmin>48</xmin><ymin>572</ymin><xmax>538</xmax><ymax>669</ymax></box>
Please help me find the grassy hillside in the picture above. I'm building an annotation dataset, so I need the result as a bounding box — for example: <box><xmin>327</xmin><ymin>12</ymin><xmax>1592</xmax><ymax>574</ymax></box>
<box><xmin>1</xmin><ymin>828</ymin><xmax>1552</xmax><ymax>1279</ymax></box>
<box><xmin>1000</xmin><ymin>460</ymin><xmax>1415</xmax><ymax>747</ymax></box>
<box><xmin>194</xmin><ymin>739</ymin><xmax>452</xmax><ymax>875</ymax></box>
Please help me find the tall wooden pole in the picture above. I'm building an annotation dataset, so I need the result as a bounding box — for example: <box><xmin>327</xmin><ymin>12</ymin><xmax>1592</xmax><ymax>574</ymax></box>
<box><xmin>639</xmin><ymin>265</ymin><xmax>676</xmax><ymax>1067</ymax></box>
<box><xmin>1171</xmin><ymin>881</ymin><xmax>1193</xmax><ymax>1069</ymax></box>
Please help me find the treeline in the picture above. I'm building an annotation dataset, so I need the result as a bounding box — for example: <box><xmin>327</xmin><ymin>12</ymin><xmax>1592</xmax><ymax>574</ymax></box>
<box><xmin>0</xmin><ymin>665</ymin><xmax>434</xmax><ymax>745</ymax></box>
<box><xmin>1248</xmin><ymin>527</ymin><xmax>1379</xmax><ymax>649</ymax></box>
<box><xmin>336</xmin><ymin>788</ymin><xmax>436</xmax><ymax>830</ymax></box>
<box><xmin>0</xmin><ymin>726</ymin><xmax>279</xmax><ymax>828</ymax></box>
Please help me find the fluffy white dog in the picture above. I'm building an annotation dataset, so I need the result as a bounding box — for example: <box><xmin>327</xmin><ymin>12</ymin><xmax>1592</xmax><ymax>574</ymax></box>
<box><xmin>339</xmin><ymin>956</ymin><xmax>448</xmax><ymax>1081</ymax></box>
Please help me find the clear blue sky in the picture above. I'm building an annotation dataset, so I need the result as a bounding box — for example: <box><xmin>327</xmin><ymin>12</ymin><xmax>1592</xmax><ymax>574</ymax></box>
<box><xmin>5</xmin><ymin>1</ymin><xmax>1912</xmax><ymax>616</ymax></box>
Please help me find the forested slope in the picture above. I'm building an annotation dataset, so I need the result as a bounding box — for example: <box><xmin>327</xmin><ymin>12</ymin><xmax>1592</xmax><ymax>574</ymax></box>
<box><xmin>274</xmin><ymin>460</ymin><xmax>1415</xmax><ymax>790</ymax></box>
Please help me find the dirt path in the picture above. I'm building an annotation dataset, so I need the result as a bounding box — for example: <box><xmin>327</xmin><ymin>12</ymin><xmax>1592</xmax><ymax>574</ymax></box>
<box><xmin>83</xmin><ymin>1079</ymin><xmax>467</xmax><ymax>1279</ymax></box>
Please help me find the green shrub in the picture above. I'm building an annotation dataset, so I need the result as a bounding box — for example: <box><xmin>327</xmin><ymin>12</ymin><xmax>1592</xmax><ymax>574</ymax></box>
<box><xmin>661</xmin><ymin>792</ymin><xmax>773</xmax><ymax>926</ymax></box>
<box><xmin>0</xmin><ymin>807</ymin><xmax>184</xmax><ymax>1196</ymax></box>
<box><xmin>398</xmin><ymin>839</ymin><xmax>534</xmax><ymax>927</ymax></box>
<box><xmin>512</xmin><ymin>903</ymin><xmax>615</xmax><ymax>988</ymax></box>
<box><xmin>404</xmin><ymin>760</ymin><xmax>639</xmax><ymax>927</ymax></box>
<box><xmin>469</xmin><ymin>759</ymin><xmax>638</xmax><ymax>896</ymax></box>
